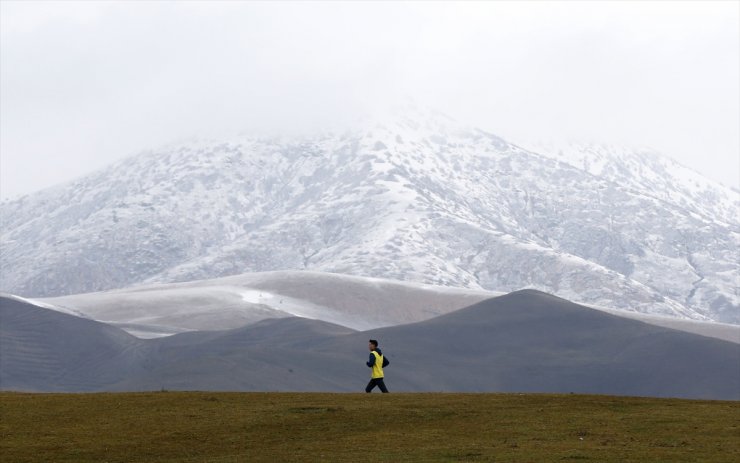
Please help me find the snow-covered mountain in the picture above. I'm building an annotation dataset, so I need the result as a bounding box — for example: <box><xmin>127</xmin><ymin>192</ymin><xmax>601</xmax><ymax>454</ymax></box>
<box><xmin>2</xmin><ymin>107</ymin><xmax>738</xmax><ymax>322</ymax></box>
<box><xmin>518</xmin><ymin>141</ymin><xmax>738</xmax><ymax>224</ymax></box>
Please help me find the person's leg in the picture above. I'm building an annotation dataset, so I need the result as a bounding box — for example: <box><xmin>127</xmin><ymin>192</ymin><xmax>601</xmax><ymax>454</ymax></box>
<box><xmin>377</xmin><ymin>378</ymin><xmax>389</xmax><ymax>393</ymax></box>
<box><xmin>365</xmin><ymin>379</ymin><xmax>377</xmax><ymax>393</ymax></box>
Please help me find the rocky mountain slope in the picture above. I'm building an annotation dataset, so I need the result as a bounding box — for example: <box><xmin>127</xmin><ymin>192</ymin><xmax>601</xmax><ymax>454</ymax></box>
<box><xmin>1</xmin><ymin>108</ymin><xmax>738</xmax><ymax>322</ymax></box>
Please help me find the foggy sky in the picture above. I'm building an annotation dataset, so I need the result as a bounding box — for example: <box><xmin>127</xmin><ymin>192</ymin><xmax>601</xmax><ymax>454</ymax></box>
<box><xmin>1</xmin><ymin>1</ymin><xmax>738</xmax><ymax>199</ymax></box>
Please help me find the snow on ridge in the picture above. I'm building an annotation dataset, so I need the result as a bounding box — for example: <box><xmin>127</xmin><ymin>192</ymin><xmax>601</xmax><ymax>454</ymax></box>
<box><xmin>0</xmin><ymin>292</ymin><xmax>87</xmax><ymax>318</ymax></box>
<box><xmin>517</xmin><ymin>140</ymin><xmax>739</xmax><ymax>224</ymax></box>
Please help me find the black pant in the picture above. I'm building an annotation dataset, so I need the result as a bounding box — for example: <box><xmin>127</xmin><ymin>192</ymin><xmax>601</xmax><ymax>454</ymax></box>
<box><xmin>365</xmin><ymin>378</ymin><xmax>389</xmax><ymax>393</ymax></box>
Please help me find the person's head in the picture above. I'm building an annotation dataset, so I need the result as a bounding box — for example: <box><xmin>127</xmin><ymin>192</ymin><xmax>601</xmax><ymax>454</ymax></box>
<box><xmin>368</xmin><ymin>339</ymin><xmax>378</xmax><ymax>351</ymax></box>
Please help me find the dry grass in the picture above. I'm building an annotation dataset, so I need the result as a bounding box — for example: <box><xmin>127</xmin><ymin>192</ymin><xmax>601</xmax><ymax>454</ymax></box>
<box><xmin>1</xmin><ymin>392</ymin><xmax>738</xmax><ymax>462</ymax></box>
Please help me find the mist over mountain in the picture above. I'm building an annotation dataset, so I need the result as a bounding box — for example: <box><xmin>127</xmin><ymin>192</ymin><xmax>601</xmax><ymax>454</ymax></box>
<box><xmin>1</xmin><ymin>107</ymin><xmax>738</xmax><ymax>323</ymax></box>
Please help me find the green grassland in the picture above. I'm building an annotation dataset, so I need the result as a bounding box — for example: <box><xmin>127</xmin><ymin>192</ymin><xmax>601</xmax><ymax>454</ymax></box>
<box><xmin>1</xmin><ymin>392</ymin><xmax>738</xmax><ymax>462</ymax></box>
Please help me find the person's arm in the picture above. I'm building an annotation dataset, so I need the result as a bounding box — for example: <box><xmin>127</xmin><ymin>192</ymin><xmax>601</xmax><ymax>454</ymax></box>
<box><xmin>367</xmin><ymin>353</ymin><xmax>375</xmax><ymax>367</ymax></box>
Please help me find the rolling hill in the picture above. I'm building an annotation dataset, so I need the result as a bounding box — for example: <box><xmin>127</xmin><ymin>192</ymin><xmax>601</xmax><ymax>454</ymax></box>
<box><xmin>2</xmin><ymin>289</ymin><xmax>737</xmax><ymax>398</ymax></box>
<box><xmin>36</xmin><ymin>270</ymin><xmax>497</xmax><ymax>337</ymax></box>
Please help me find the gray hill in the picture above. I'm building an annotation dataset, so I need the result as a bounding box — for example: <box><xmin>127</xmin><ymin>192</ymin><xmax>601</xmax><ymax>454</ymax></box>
<box><xmin>1</xmin><ymin>291</ymin><xmax>738</xmax><ymax>399</ymax></box>
<box><xmin>0</xmin><ymin>297</ymin><xmax>143</xmax><ymax>391</ymax></box>
<box><xmin>352</xmin><ymin>290</ymin><xmax>740</xmax><ymax>399</ymax></box>
<box><xmin>113</xmin><ymin>317</ymin><xmax>358</xmax><ymax>392</ymax></box>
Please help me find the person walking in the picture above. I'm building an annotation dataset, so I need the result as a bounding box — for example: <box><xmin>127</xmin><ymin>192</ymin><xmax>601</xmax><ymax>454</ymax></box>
<box><xmin>365</xmin><ymin>339</ymin><xmax>389</xmax><ymax>393</ymax></box>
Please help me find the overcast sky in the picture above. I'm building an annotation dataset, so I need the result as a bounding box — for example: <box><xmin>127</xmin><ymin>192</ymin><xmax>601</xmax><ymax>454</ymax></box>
<box><xmin>1</xmin><ymin>1</ymin><xmax>738</xmax><ymax>199</ymax></box>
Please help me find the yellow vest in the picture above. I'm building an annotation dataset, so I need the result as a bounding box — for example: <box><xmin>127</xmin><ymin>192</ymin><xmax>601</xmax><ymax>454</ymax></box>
<box><xmin>371</xmin><ymin>351</ymin><xmax>384</xmax><ymax>378</ymax></box>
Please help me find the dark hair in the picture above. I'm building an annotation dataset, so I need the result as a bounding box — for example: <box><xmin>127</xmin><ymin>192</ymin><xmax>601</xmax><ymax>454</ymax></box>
<box><xmin>369</xmin><ymin>339</ymin><xmax>378</xmax><ymax>347</ymax></box>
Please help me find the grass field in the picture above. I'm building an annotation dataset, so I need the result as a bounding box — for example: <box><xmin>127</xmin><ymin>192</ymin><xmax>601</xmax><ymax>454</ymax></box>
<box><xmin>1</xmin><ymin>392</ymin><xmax>738</xmax><ymax>462</ymax></box>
